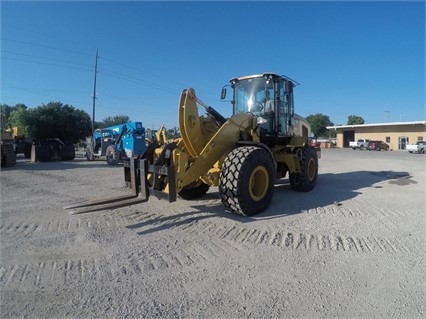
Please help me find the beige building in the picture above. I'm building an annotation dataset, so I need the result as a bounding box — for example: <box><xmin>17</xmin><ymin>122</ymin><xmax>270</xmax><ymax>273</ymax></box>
<box><xmin>327</xmin><ymin>121</ymin><xmax>426</xmax><ymax>150</ymax></box>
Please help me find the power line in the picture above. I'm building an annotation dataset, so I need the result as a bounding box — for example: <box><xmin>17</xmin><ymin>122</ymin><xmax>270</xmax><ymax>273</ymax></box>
<box><xmin>2</xmin><ymin>84</ymin><xmax>89</xmax><ymax>95</ymax></box>
<box><xmin>2</xmin><ymin>41</ymin><xmax>220</xmax><ymax>111</ymax></box>
<box><xmin>1</xmin><ymin>50</ymin><xmax>93</xmax><ymax>68</ymax></box>
<box><xmin>1</xmin><ymin>37</ymin><xmax>93</xmax><ymax>57</ymax></box>
<box><xmin>101</xmin><ymin>56</ymin><xmax>189</xmax><ymax>88</ymax></box>
<box><xmin>100</xmin><ymin>55</ymin><xmax>222</xmax><ymax>101</ymax></box>
<box><xmin>1</xmin><ymin>56</ymin><xmax>93</xmax><ymax>72</ymax></box>
<box><xmin>2</xmin><ymin>37</ymin><xmax>218</xmax><ymax>98</ymax></box>
<box><xmin>2</xmin><ymin>85</ymin><xmax>89</xmax><ymax>106</ymax></box>
<box><xmin>100</xmin><ymin>69</ymin><xmax>179</xmax><ymax>95</ymax></box>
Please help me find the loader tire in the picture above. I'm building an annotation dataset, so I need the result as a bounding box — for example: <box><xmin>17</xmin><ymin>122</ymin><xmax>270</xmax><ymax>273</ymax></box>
<box><xmin>85</xmin><ymin>145</ymin><xmax>94</xmax><ymax>161</ymax></box>
<box><xmin>106</xmin><ymin>145</ymin><xmax>119</xmax><ymax>166</ymax></box>
<box><xmin>178</xmin><ymin>181</ymin><xmax>210</xmax><ymax>200</ymax></box>
<box><xmin>289</xmin><ymin>145</ymin><xmax>318</xmax><ymax>192</ymax></box>
<box><xmin>1</xmin><ymin>144</ymin><xmax>17</xmax><ymax>167</ymax></box>
<box><xmin>219</xmin><ymin>146</ymin><xmax>275</xmax><ymax>216</ymax></box>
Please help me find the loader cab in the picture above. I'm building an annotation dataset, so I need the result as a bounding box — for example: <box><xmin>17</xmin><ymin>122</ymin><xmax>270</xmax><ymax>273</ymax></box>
<box><xmin>226</xmin><ymin>73</ymin><xmax>297</xmax><ymax>143</ymax></box>
<box><xmin>92</xmin><ymin>128</ymin><xmax>115</xmax><ymax>155</ymax></box>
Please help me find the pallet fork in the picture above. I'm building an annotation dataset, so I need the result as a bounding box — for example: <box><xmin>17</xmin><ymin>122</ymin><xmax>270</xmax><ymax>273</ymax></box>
<box><xmin>63</xmin><ymin>157</ymin><xmax>176</xmax><ymax>215</ymax></box>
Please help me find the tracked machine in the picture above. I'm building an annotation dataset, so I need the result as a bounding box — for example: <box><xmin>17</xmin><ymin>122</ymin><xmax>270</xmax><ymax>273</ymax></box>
<box><xmin>65</xmin><ymin>73</ymin><xmax>320</xmax><ymax>216</ymax></box>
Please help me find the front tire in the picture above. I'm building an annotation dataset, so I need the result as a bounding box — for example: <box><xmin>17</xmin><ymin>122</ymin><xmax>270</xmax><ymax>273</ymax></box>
<box><xmin>85</xmin><ymin>144</ymin><xmax>95</xmax><ymax>161</ymax></box>
<box><xmin>219</xmin><ymin>146</ymin><xmax>275</xmax><ymax>216</ymax></box>
<box><xmin>106</xmin><ymin>145</ymin><xmax>120</xmax><ymax>165</ymax></box>
<box><xmin>289</xmin><ymin>146</ymin><xmax>318</xmax><ymax>192</ymax></box>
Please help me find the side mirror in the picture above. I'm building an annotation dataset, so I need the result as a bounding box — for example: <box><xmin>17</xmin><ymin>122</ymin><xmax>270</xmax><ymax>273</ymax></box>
<box><xmin>220</xmin><ymin>87</ymin><xmax>227</xmax><ymax>100</ymax></box>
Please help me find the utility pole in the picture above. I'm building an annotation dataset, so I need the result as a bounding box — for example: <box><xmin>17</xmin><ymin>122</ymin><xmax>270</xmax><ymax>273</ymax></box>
<box><xmin>92</xmin><ymin>49</ymin><xmax>99</xmax><ymax>133</ymax></box>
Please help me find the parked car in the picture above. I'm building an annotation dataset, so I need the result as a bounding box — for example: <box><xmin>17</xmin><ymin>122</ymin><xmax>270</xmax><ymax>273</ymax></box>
<box><xmin>406</xmin><ymin>141</ymin><xmax>426</xmax><ymax>154</ymax></box>
<box><xmin>367</xmin><ymin>140</ymin><xmax>390</xmax><ymax>151</ymax></box>
<box><xmin>349</xmin><ymin>138</ymin><xmax>370</xmax><ymax>150</ymax></box>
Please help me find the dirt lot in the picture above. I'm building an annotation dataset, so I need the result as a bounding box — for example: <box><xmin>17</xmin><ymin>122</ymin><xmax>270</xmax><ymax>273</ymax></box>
<box><xmin>1</xmin><ymin>148</ymin><xmax>425</xmax><ymax>318</ymax></box>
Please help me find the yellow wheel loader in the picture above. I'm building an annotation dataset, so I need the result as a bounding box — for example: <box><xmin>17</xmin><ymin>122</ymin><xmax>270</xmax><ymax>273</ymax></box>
<box><xmin>65</xmin><ymin>73</ymin><xmax>320</xmax><ymax>216</ymax></box>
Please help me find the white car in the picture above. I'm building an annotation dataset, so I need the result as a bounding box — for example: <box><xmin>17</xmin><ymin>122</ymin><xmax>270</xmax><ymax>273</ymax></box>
<box><xmin>406</xmin><ymin>141</ymin><xmax>426</xmax><ymax>154</ymax></box>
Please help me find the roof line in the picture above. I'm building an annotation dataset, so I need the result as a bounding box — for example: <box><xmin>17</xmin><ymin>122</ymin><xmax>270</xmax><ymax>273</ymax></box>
<box><xmin>327</xmin><ymin>121</ymin><xmax>426</xmax><ymax>129</ymax></box>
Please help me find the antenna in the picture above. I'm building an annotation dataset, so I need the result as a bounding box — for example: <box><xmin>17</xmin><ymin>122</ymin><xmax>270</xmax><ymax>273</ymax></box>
<box><xmin>92</xmin><ymin>49</ymin><xmax>99</xmax><ymax>133</ymax></box>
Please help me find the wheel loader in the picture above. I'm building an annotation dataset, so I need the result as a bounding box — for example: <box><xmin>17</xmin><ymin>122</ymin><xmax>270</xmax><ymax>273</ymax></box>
<box><xmin>65</xmin><ymin>72</ymin><xmax>320</xmax><ymax>216</ymax></box>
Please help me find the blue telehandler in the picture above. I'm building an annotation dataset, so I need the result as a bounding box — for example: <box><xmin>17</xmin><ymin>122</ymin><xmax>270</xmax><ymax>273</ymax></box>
<box><xmin>85</xmin><ymin>121</ymin><xmax>146</xmax><ymax>165</ymax></box>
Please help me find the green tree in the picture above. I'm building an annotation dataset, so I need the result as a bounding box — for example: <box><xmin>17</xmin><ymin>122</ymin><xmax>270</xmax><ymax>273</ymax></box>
<box><xmin>10</xmin><ymin>102</ymin><xmax>91</xmax><ymax>143</ymax></box>
<box><xmin>1</xmin><ymin>103</ymin><xmax>28</xmax><ymax>127</ymax></box>
<box><xmin>347</xmin><ymin>115</ymin><xmax>364</xmax><ymax>125</ymax></box>
<box><xmin>305</xmin><ymin>113</ymin><xmax>334</xmax><ymax>138</ymax></box>
<box><xmin>100</xmin><ymin>115</ymin><xmax>130</xmax><ymax>128</ymax></box>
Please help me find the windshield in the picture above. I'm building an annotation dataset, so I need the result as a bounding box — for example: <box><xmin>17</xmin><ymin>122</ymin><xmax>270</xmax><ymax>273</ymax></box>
<box><xmin>231</xmin><ymin>75</ymin><xmax>295</xmax><ymax>136</ymax></box>
<box><xmin>233</xmin><ymin>77</ymin><xmax>272</xmax><ymax>115</ymax></box>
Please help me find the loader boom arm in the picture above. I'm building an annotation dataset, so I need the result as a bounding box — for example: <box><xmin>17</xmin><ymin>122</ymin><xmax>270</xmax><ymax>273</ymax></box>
<box><xmin>175</xmin><ymin>112</ymin><xmax>256</xmax><ymax>191</ymax></box>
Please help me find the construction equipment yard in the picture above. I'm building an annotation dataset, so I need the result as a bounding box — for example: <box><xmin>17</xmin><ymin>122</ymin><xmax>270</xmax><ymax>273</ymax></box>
<box><xmin>1</xmin><ymin>148</ymin><xmax>424</xmax><ymax>318</ymax></box>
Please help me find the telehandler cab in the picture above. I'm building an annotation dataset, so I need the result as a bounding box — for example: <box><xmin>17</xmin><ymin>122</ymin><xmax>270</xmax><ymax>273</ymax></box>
<box><xmin>65</xmin><ymin>73</ymin><xmax>320</xmax><ymax>216</ymax></box>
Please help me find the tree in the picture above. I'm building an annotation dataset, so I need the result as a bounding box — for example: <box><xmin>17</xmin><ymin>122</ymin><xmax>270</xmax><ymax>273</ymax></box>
<box><xmin>305</xmin><ymin>113</ymin><xmax>334</xmax><ymax>138</ymax></box>
<box><xmin>347</xmin><ymin>115</ymin><xmax>365</xmax><ymax>125</ymax></box>
<box><xmin>100</xmin><ymin>115</ymin><xmax>130</xmax><ymax>128</ymax></box>
<box><xmin>9</xmin><ymin>102</ymin><xmax>91</xmax><ymax>143</ymax></box>
<box><xmin>1</xmin><ymin>103</ymin><xmax>28</xmax><ymax>128</ymax></box>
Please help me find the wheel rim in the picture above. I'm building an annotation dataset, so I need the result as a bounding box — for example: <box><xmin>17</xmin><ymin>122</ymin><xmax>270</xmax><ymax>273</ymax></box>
<box><xmin>307</xmin><ymin>158</ymin><xmax>317</xmax><ymax>182</ymax></box>
<box><xmin>249</xmin><ymin>166</ymin><xmax>269</xmax><ymax>201</ymax></box>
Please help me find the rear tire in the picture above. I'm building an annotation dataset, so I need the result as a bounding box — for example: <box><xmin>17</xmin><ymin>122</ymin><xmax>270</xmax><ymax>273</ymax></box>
<box><xmin>289</xmin><ymin>145</ymin><xmax>318</xmax><ymax>192</ymax></box>
<box><xmin>219</xmin><ymin>146</ymin><xmax>275</xmax><ymax>216</ymax></box>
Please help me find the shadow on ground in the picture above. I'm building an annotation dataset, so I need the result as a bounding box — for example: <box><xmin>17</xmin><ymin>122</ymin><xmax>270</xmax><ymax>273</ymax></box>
<box><xmin>3</xmin><ymin>155</ymin><xmax>122</xmax><ymax>171</ymax></box>
<box><xmin>126</xmin><ymin>169</ymin><xmax>413</xmax><ymax>235</ymax></box>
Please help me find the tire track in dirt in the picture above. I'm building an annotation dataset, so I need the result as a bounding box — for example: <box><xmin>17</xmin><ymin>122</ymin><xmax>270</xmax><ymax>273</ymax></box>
<box><xmin>0</xmin><ymin>210</ymin><xmax>155</xmax><ymax>239</ymax></box>
<box><xmin>178</xmin><ymin>221</ymin><xmax>415</xmax><ymax>254</ymax></box>
<box><xmin>2</xmin><ymin>207</ymin><xmax>418</xmax><ymax>256</ymax></box>
<box><xmin>306</xmin><ymin>203</ymin><xmax>416</xmax><ymax>218</ymax></box>
<box><xmin>0</xmin><ymin>241</ymin><xmax>219</xmax><ymax>289</ymax></box>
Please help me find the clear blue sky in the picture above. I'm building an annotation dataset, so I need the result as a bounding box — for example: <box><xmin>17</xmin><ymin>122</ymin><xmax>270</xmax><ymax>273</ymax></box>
<box><xmin>1</xmin><ymin>1</ymin><xmax>425</xmax><ymax>130</ymax></box>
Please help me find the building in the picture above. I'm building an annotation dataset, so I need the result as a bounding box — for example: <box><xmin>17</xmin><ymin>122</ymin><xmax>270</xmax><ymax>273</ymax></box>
<box><xmin>327</xmin><ymin>121</ymin><xmax>426</xmax><ymax>150</ymax></box>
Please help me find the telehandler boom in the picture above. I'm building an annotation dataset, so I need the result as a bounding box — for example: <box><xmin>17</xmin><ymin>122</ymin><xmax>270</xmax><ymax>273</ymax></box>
<box><xmin>65</xmin><ymin>73</ymin><xmax>320</xmax><ymax>216</ymax></box>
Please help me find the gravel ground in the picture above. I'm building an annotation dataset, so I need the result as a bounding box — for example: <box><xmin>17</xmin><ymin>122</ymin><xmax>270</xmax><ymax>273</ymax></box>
<box><xmin>1</xmin><ymin>148</ymin><xmax>425</xmax><ymax>318</ymax></box>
